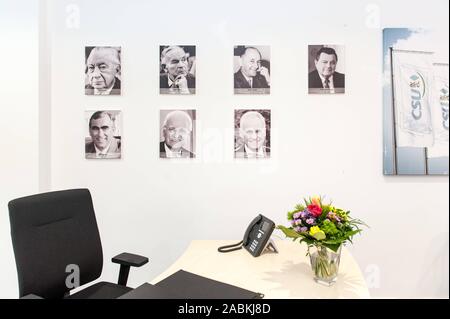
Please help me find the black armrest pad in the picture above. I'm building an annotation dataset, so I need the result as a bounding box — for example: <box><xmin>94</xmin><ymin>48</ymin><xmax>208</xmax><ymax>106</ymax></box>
<box><xmin>21</xmin><ymin>294</ymin><xmax>44</xmax><ymax>299</ymax></box>
<box><xmin>112</xmin><ymin>253</ymin><xmax>149</xmax><ymax>267</ymax></box>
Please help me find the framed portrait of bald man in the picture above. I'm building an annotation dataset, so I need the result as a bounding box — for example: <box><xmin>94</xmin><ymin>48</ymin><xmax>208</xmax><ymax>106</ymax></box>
<box><xmin>160</xmin><ymin>110</ymin><xmax>196</xmax><ymax>159</ymax></box>
<box><xmin>85</xmin><ymin>110</ymin><xmax>122</xmax><ymax>159</ymax></box>
<box><xmin>234</xmin><ymin>109</ymin><xmax>271</xmax><ymax>159</ymax></box>
<box><xmin>234</xmin><ymin>46</ymin><xmax>271</xmax><ymax>94</ymax></box>
<box><xmin>160</xmin><ymin>45</ymin><xmax>196</xmax><ymax>95</ymax></box>
<box><xmin>308</xmin><ymin>45</ymin><xmax>345</xmax><ymax>94</ymax></box>
<box><xmin>85</xmin><ymin>46</ymin><xmax>122</xmax><ymax>95</ymax></box>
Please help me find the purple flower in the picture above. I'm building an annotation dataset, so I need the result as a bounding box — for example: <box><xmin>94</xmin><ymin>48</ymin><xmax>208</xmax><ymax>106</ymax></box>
<box><xmin>293</xmin><ymin>212</ymin><xmax>301</xmax><ymax>219</ymax></box>
<box><xmin>294</xmin><ymin>226</ymin><xmax>302</xmax><ymax>233</ymax></box>
<box><xmin>306</xmin><ymin>218</ymin><xmax>316</xmax><ymax>225</ymax></box>
<box><xmin>291</xmin><ymin>220</ymin><xmax>296</xmax><ymax>227</ymax></box>
<box><xmin>300</xmin><ymin>227</ymin><xmax>308</xmax><ymax>233</ymax></box>
<box><xmin>292</xmin><ymin>219</ymin><xmax>302</xmax><ymax>226</ymax></box>
<box><xmin>300</xmin><ymin>211</ymin><xmax>308</xmax><ymax>219</ymax></box>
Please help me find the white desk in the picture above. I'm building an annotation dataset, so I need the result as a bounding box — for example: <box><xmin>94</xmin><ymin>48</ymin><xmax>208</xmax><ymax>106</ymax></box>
<box><xmin>151</xmin><ymin>240</ymin><xmax>370</xmax><ymax>299</ymax></box>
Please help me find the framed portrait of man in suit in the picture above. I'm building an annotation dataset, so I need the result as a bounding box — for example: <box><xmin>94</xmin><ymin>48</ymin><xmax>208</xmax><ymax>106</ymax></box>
<box><xmin>234</xmin><ymin>45</ymin><xmax>271</xmax><ymax>95</ymax></box>
<box><xmin>85</xmin><ymin>46</ymin><xmax>122</xmax><ymax>96</ymax></box>
<box><xmin>85</xmin><ymin>110</ymin><xmax>122</xmax><ymax>159</ymax></box>
<box><xmin>308</xmin><ymin>45</ymin><xmax>345</xmax><ymax>94</ymax></box>
<box><xmin>234</xmin><ymin>109</ymin><xmax>271</xmax><ymax>159</ymax></box>
<box><xmin>160</xmin><ymin>45</ymin><xmax>196</xmax><ymax>95</ymax></box>
<box><xmin>160</xmin><ymin>109</ymin><xmax>196</xmax><ymax>159</ymax></box>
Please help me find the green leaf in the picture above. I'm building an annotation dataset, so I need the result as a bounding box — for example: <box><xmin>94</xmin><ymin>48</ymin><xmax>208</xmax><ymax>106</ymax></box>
<box><xmin>345</xmin><ymin>229</ymin><xmax>362</xmax><ymax>238</ymax></box>
<box><xmin>277</xmin><ymin>225</ymin><xmax>302</xmax><ymax>239</ymax></box>
<box><xmin>300</xmin><ymin>237</ymin><xmax>315</xmax><ymax>246</ymax></box>
<box><xmin>322</xmin><ymin>243</ymin><xmax>341</xmax><ymax>252</ymax></box>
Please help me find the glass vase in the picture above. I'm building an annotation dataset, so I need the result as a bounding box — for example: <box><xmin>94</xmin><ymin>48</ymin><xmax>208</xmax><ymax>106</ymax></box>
<box><xmin>308</xmin><ymin>244</ymin><xmax>342</xmax><ymax>286</ymax></box>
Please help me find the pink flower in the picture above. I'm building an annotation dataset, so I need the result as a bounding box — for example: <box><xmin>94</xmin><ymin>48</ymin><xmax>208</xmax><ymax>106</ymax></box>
<box><xmin>307</xmin><ymin>204</ymin><xmax>322</xmax><ymax>217</ymax></box>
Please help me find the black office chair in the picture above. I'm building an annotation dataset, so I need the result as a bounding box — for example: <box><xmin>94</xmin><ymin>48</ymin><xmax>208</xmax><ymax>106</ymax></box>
<box><xmin>8</xmin><ymin>189</ymin><xmax>148</xmax><ymax>299</ymax></box>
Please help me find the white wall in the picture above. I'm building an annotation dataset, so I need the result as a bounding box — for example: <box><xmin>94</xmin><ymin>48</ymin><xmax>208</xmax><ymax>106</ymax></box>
<box><xmin>0</xmin><ymin>0</ymin><xmax>39</xmax><ymax>298</ymax></box>
<box><xmin>0</xmin><ymin>0</ymin><xmax>447</xmax><ymax>299</ymax></box>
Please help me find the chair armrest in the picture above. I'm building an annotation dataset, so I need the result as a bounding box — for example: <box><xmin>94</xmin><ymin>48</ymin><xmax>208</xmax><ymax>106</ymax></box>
<box><xmin>112</xmin><ymin>253</ymin><xmax>149</xmax><ymax>267</ymax></box>
<box><xmin>21</xmin><ymin>294</ymin><xmax>44</xmax><ymax>299</ymax></box>
<box><xmin>112</xmin><ymin>253</ymin><xmax>149</xmax><ymax>286</ymax></box>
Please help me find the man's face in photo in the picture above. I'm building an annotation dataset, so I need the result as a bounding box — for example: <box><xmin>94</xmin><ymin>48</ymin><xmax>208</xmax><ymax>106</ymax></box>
<box><xmin>240</xmin><ymin>48</ymin><xmax>261</xmax><ymax>78</ymax></box>
<box><xmin>165</xmin><ymin>47</ymin><xmax>189</xmax><ymax>79</ymax></box>
<box><xmin>89</xmin><ymin>114</ymin><xmax>114</xmax><ymax>151</ymax></box>
<box><xmin>315</xmin><ymin>52</ymin><xmax>337</xmax><ymax>78</ymax></box>
<box><xmin>241</xmin><ymin>115</ymin><xmax>266</xmax><ymax>152</ymax></box>
<box><xmin>86</xmin><ymin>48</ymin><xmax>120</xmax><ymax>90</ymax></box>
<box><xmin>163</xmin><ymin>113</ymin><xmax>191</xmax><ymax>150</ymax></box>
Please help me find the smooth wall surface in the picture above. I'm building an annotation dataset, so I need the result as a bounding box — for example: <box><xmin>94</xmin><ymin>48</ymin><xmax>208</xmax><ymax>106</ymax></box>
<box><xmin>0</xmin><ymin>0</ymin><xmax>39</xmax><ymax>298</ymax></box>
<box><xmin>0</xmin><ymin>0</ymin><xmax>448</xmax><ymax>298</ymax></box>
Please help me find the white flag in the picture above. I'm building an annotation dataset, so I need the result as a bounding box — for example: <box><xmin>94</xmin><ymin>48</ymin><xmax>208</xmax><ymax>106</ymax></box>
<box><xmin>392</xmin><ymin>50</ymin><xmax>434</xmax><ymax>147</ymax></box>
<box><xmin>428</xmin><ymin>63</ymin><xmax>449</xmax><ymax>158</ymax></box>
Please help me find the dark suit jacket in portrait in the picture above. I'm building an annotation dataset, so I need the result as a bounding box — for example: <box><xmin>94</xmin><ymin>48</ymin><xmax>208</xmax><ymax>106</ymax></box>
<box><xmin>308</xmin><ymin>70</ymin><xmax>345</xmax><ymax>93</ymax></box>
<box><xmin>85</xmin><ymin>78</ymin><xmax>121</xmax><ymax>95</ymax></box>
<box><xmin>159</xmin><ymin>73</ymin><xmax>196</xmax><ymax>94</ymax></box>
<box><xmin>159</xmin><ymin>141</ymin><xmax>194</xmax><ymax>159</ymax></box>
<box><xmin>85</xmin><ymin>137</ymin><xmax>121</xmax><ymax>159</ymax></box>
<box><xmin>234</xmin><ymin>69</ymin><xmax>270</xmax><ymax>90</ymax></box>
<box><xmin>234</xmin><ymin>144</ymin><xmax>271</xmax><ymax>159</ymax></box>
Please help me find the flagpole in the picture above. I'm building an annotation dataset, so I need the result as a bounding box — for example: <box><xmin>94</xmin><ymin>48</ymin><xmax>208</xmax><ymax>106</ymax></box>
<box><xmin>389</xmin><ymin>47</ymin><xmax>399</xmax><ymax>175</ymax></box>
<box><xmin>424</xmin><ymin>148</ymin><xmax>429</xmax><ymax>175</ymax></box>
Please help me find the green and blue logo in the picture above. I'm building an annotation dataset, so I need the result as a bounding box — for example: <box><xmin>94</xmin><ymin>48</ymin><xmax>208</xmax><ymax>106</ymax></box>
<box><xmin>409</xmin><ymin>72</ymin><xmax>426</xmax><ymax>120</ymax></box>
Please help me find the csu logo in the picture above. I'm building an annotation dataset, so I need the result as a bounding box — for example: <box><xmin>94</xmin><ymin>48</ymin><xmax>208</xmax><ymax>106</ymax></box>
<box><xmin>409</xmin><ymin>72</ymin><xmax>426</xmax><ymax>120</ymax></box>
<box><xmin>440</xmin><ymin>86</ymin><xmax>449</xmax><ymax>130</ymax></box>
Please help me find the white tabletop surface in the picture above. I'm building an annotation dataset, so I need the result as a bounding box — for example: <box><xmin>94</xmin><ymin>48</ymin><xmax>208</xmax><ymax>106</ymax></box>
<box><xmin>151</xmin><ymin>240</ymin><xmax>370</xmax><ymax>299</ymax></box>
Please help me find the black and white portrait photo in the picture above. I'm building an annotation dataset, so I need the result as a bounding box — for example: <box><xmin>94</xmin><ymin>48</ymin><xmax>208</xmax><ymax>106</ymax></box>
<box><xmin>160</xmin><ymin>110</ymin><xmax>196</xmax><ymax>158</ymax></box>
<box><xmin>234</xmin><ymin>46</ymin><xmax>271</xmax><ymax>94</ymax></box>
<box><xmin>234</xmin><ymin>109</ymin><xmax>271</xmax><ymax>159</ymax></box>
<box><xmin>308</xmin><ymin>45</ymin><xmax>345</xmax><ymax>94</ymax></box>
<box><xmin>160</xmin><ymin>45</ymin><xmax>196</xmax><ymax>95</ymax></box>
<box><xmin>85</xmin><ymin>46</ymin><xmax>122</xmax><ymax>96</ymax></box>
<box><xmin>85</xmin><ymin>110</ymin><xmax>122</xmax><ymax>159</ymax></box>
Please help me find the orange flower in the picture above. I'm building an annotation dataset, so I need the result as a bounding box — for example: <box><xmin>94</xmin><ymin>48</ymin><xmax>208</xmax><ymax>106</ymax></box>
<box><xmin>311</xmin><ymin>196</ymin><xmax>321</xmax><ymax>207</ymax></box>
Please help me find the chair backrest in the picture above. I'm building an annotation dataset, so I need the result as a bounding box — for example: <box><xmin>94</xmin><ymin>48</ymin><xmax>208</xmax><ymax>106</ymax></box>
<box><xmin>9</xmin><ymin>189</ymin><xmax>103</xmax><ymax>298</ymax></box>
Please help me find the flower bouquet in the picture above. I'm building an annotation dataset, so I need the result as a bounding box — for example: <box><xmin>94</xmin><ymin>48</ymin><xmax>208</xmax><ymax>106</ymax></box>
<box><xmin>278</xmin><ymin>196</ymin><xmax>367</xmax><ymax>285</ymax></box>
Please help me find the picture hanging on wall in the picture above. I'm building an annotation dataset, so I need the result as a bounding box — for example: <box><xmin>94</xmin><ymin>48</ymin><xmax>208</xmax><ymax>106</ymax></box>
<box><xmin>308</xmin><ymin>45</ymin><xmax>345</xmax><ymax>94</ymax></box>
<box><xmin>85</xmin><ymin>46</ymin><xmax>122</xmax><ymax>96</ymax></box>
<box><xmin>85</xmin><ymin>110</ymin><xmax>122</xmax><ymax>159</ymax></box>
<box><xmin>234</xmin><ymin>109</ymin><xmax>271</xmax><ymax>159</ymax></box>
<box><xmin>160</xmin><ymin>45</ymin><xmax>196</xmax><ymax>95</ymax></box>
<box><xmin>234</xmin><ymin>45</ymin><xmax>271</xmax><ymax>95</ymax></box>
<box><xmin>383</xmin><ymin>28</ymin><xmax>449</xmax><ymax>175</ymax></box>
<box><xmin>160</xmin><ymin>109</ymin><xmax>196</xmax><ymax>158</ymax></box>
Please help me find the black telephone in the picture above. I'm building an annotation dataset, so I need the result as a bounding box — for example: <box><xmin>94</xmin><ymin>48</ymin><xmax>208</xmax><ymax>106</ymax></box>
<box><xmin>218</xmin><ymin>214</ymin><xmax>276</xmax><ymax>257</ymax></box>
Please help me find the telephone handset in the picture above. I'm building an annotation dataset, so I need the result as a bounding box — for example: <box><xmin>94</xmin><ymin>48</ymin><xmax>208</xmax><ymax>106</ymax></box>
<box><xmin>218</xmin><ymin>214</ymin><xmax>277</xmax><ymax>257</ymax></box>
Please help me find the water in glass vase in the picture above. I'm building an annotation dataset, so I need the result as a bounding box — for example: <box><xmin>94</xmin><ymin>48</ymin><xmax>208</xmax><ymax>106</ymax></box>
<box><xmin>308</xmin><ymin>245</ymin><xmax>342</xmax><ymax>286</ymax></box>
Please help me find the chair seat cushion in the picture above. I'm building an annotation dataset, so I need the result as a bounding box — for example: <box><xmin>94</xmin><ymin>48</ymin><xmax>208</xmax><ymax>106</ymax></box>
<box><xmin>67</xmin><ymin>282</ymin><xmax>132</xmax><ymax>299</ymax></box>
